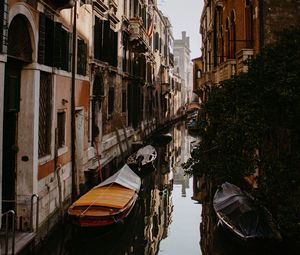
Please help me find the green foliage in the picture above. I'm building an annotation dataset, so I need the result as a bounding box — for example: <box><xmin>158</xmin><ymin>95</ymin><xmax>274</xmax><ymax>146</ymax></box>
<box><xmin>184</xmin><ymin>27</ymin><xmax>300</xmax><ymax>243</ymax></box>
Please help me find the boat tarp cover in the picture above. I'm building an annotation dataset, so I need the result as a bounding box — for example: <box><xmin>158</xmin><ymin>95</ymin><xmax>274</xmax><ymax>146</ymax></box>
<box><xmin>70</xmin><ymin>184</ymin><xmax>136</xmax><ymax>209</ymax></box>
<box><xmin>136</xmin><ymin>145</ymin><xmax>157</xmax><ymax>165</ymax></box>
<box><xmin>95</xmin><ymin>164</ymin><xmax>141</xmax><ymax>192</ymax></box>
<box><xmin>213</xmin><ymin>182</ymin><xmax>281</xmax><ymax>239</ymax></box>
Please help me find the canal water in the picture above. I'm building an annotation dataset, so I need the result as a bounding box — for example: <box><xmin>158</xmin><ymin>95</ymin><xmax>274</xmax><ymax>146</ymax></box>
<box><xmin>35</xmin><ymin>121</ymin><xmax>293</xmax><ymax>255</ymax></box>
<box><xmin>36</xmin><ymin>121</ymin><xmax>203</xmax><ymax>255</ymax></box>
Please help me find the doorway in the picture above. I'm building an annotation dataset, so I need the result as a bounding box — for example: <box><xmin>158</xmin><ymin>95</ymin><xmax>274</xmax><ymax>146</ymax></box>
<box><xmin>2</xmin><ymin>59</ymin><xmax>21</xmax><ymax>213</ymax></box>
<box><xmin>2</xmin><ymin>14</ymin><xmax>32</xmax><ymax>215</ymax></box>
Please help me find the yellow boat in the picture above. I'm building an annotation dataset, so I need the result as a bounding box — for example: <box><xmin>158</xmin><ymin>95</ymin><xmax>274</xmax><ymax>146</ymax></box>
<box><xmin>68</xmin><ymin>164</ymin><xmax>141</xmax><ymax>227</ymax></box>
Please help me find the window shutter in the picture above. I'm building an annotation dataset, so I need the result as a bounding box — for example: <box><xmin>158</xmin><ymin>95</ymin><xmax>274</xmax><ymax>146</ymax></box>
<box><xmin>38</xmin><ymin>13</ymin><xmax>46</xmax><ymax>64</ymax></box>
<box><xmin>94</xmin><ymin>17</ymin><xmax>102</xmax><ymax>60</ymax></box>
<box><xmin>54</xmin><ymin>22</ymin><xmax>62</xmax><ymax>68</ymax></box>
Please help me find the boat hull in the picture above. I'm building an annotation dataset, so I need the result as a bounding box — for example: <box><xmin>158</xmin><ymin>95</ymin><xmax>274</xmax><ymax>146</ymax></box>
<box><xmin>213</xmin><ymin>182</ymin><xmax>282</xmax><ymax>243</ymax></box>
<box><xmin>126</xmin><ymin>145</ymin><xmax>157</xmax><ymax>177</ymax></box>
<box><xmin>68</xmin><ymin>165</ymin><xmax>141</xmax><ymax>228</ymax></box>
<box><xmin>70</xmin><ymin>195</ymin><xmax>137</xmax><ymax>227</ymax></box>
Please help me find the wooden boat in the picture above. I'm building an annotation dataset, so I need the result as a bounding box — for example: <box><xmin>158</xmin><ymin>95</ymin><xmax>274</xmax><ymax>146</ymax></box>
<box><xmin>68</xmin><ymin>164</ymin><xmax>141</xmax><ymax>227</ymax></box>
<box><xmin>127</xmin><ymin>145</ymin><xmax>157</xmax><ymax>176</ymax></box>
<box><xmin>213</xmin><ymin>182</ymin><xmax>282</xmax><ymax>243</ymax></box>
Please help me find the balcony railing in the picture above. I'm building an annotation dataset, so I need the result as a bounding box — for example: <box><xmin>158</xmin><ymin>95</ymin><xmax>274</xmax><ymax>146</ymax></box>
<box><xmin>43</xmin><ymin>0</ymin><xmax>75</xmax><ymax>10</ymax></box>
<box><xmin>128</xmin><ymin>17</ymin><xmax>149</xmax><ymax>53</ymax></box>
<box><xmin>236</xmin><ymin>48</ymin><xmax>253</xmax><ymax>74</ymax></box>
<box><xmin>214</xmin><ymin>59</ymin><xmax>237</xmax><ymax>84</ymax></box>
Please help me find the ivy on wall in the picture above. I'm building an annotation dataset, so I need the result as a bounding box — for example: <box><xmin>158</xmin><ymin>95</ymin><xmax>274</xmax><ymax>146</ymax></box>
<box><xmin>184</xmin><ymin>27</ymin><xmax>300</xmax><ymax>245</ymax></box>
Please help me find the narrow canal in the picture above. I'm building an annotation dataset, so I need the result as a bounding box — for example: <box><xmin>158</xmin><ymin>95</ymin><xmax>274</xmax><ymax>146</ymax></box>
<box><xmin>36</xmin><ymin>121</ymin><xmax>203</xmax><ymax>255</ymax></box>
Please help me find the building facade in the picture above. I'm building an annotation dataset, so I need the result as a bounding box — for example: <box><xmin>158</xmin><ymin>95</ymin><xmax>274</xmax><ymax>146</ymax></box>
<box><xmin>198</xmin><ymin>0</ymin><xmax>300</xmax><ymax>96</ymax></box>
<box><xmin>0</xmin><ymin>0</ymin><xmax>183</xmax><ymax>242</ymax></box>
<box><xmin>174</xmin><ymin>31</ymin><xmax>193</xmax><ymax>106</ymax></box>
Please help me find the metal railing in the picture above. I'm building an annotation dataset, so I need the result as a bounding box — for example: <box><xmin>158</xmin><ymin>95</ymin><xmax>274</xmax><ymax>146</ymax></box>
<box><xmin>1</xmin><ymin>210</ymin><xmax>15</xmax><ymax>255</ymax></box>
<box><xmin>30</xmin><ymin>194</ymin><xmax>40</xmax><ymax>232</ymax></box>
<box><xmin>1</xmin><ymin>194</ymin><xmax>39</xmax><ymax>255</ymax></box>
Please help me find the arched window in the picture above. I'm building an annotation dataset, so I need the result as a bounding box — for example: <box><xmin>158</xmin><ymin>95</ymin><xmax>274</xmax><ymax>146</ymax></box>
<box><xmin>230</xmin><ymin>10</ymin><xmax>236</xmax><ymax>58</ymax></box>
<box><xmin>213</xmin><ymin>10</ymin><xmax>218</xmax><ymax>67</ymax></box>
<box><xmin>225</xmin><ymin>18</ymin><xmax>230</xmax><ymax>60</ymax></box>
<box><xmin>8</xmin><ymin>14</ymin><xmax>32</xmax><ymax>63</ymax></box>
<box><xmin>196</xmin><ymin>69</ymin><xmax>202</xmax><ymax>79</ymax></box>
<box><xmin>220</xmin><ymin>26</ymin><xmax>224</xmax><ymax>63</ymax></box>
<box><xmin>245</xmin><ymin>0</ymin><xmax>253</xmax><ymax>48</ymax></box>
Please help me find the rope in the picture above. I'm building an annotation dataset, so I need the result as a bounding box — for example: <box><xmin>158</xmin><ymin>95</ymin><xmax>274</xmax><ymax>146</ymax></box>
<box><xmin>79</xmin><ymin>182</ymin><xmax>114</xmax><ymax>217</ymax></box>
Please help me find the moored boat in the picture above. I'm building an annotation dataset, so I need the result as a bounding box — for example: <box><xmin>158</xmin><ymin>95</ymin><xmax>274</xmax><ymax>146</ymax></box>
<box><xmin>127</xmin><ymin>145</ymin><xmax>157</xmax><ymax>176</ymax></box>
<box><xmin>68</xmin><ymin>164</ymin><xmax>141</xmax><ymax>227</ymax></box>
<box><xmin>213</xmin><ymin>182</ymin><xmax>282</xmax><ymax>243</ymax></box>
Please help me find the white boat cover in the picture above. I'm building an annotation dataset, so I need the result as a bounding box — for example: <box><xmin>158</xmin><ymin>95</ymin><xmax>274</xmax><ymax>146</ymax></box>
<box><xmin>95</xmin><ymin>164</ymin><xmax>141</xmax><ymax>192</ymax></box>
<box><xmin>136</xmin><ymin>145</ymin><xmax>157</xmax><ymax>165</ymax></box>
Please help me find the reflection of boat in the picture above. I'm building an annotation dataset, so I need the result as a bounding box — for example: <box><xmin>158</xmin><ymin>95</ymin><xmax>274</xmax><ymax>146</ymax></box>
<box><xmin>190</xmin><ymin>139</ymin><xmax>200</xmax><ymax>153</ymax></box>
<box><xmin>127</xmin><ymin>145</ymin><xmax>157</xmax><ymax>176</ymax></box>
<box><xmin>151</xmin><ymin>133</ymin><xmax>172</xmax><ymax>146</ymax></box>
<box><xmin>68</xmin><ymin>164</ymin><xmax>141</xmax><ymax>227</ymax></box>
<box><xmin>213</xmin><ymin>182</ymin><xmax>282</xmax><ymax>243</ymax></box>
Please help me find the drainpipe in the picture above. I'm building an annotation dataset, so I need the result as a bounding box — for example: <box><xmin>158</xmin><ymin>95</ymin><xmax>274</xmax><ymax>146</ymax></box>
<box><xmin>71</xmin><ymin>0</ymin><xmax>77</xmax><ymax>202</ymax></box>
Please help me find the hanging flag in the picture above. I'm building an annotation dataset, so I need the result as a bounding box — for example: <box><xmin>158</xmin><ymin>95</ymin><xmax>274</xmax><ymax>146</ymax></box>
<box><xmin>147</xmin><ymin>5</ymin><xmax>155</xmax><ymax>38</ymax></box>
<box><xmin>147</xmin><ymin>20</ymin><xmax>154</xmax><ymax>38</ymax></box>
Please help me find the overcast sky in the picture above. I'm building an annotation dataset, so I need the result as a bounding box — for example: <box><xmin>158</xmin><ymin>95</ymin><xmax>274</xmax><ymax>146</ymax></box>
<box><xmin>157</xmin><ymin>0</ymin><xmax>204</xmax><ymax>59</ymax></box>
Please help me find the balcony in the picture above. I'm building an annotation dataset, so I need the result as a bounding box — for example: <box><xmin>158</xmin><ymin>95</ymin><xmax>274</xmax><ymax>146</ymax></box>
<box><xmin>214</xmin><ymin>59</ymin><xmax>237</xmax><ymax>84</ymax></box>
<box><xmin>236</xmin><ymin>49</ymin><xmax>253</xmax><ymax>74</ymax></box>
<box><xmin>43</xmin><ymin>0</ymin><xmax>75</xmax><ymax>10</ymax></box>
<box><xmin>128</xmin><ymin>17</ymin><xmax>149</xmax><ymax>53</ymax></box>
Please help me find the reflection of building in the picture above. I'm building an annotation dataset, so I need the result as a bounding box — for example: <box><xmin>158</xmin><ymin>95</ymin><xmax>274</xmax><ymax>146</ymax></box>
<box><xmin>172</xmin><ymin>123</ymin><xmax>194</xmax><ymax>197</ymax></box>
<box><xmin>141</xmin><ymin>168</ymin><xmax>173</xmax><ymax>255</ymax></box>
<box><xmin>174</xmin><ymin>31</ymin><xmax>193</xmax><ymax>105</ymax></box>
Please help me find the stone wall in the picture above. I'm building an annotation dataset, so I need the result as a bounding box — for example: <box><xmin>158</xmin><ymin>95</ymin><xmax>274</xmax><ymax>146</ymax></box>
<box><xmin>263</xmin><ymin>0</ymin><xmax>300</xmax><ymax>45</ymax></box>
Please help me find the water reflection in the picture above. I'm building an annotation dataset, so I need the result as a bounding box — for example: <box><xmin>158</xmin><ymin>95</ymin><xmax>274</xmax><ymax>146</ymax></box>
<box><xmin>38</xmin><ymin>119</ymin><xmax>290</xmax><ymax>255</ymax></box>
<box><xmin>37</xmin><ymin>121</ymin><xmax>202</xmax><ymax>255</ymax></box>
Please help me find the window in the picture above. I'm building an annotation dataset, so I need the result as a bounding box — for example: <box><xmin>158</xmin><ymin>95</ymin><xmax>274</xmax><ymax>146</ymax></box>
<box><xmin>38</xmin><ymin>13</ymin><xmax>72</xmax><ymax>70</ymax></box>
<box><xmin>38</xmin><ymin>13</ymin><xmax>55</xmax><ymax>66</ymax></box>
<box><xmin>77</xmin><ymin>38</ymin><xmax>87</xmax><ymax>75</ymax></box>
<box><xmin>54</xmin><ymin>23</ymin><xmax>72</xmax><ymax>71</ymax></box>
<box><xmin>230</xmin><ymin>10</ymin><xmax>236</xmax><ymax>59</ymax></box>
<box><xmin>154</xmin><ymin>32</ymin><xmax>159</xmax><ymax>51</ymax></box>
<box><xmin>57</xmin><ymin>111</ymin><xmax>66</xmax><ymax>148</ymax></box>
<box><xmin>196</xmin><ymin>69</ymin><xmax>202</xmax><ymax>79</ymax></box>
<box><xmin>57</xmin><ymin>26</ymin><xmax>72</xmax><ymax>71</ymax></box>
<box><xmin>245</xmin><ymin>0</ymin><xmax>253</xmax><ymax>48</ymax></box>
<box><xmin>122</xmin><ymin>90</ymin><xmax>127</xmax><ymax>113</ymax></box>
<box><xmin>124</xmin><ymin>0</ymin><xmax>127</xmax><ymax>16</ymax></box>
<box><xmin>108</xmin><ymin>87</ymin><xmax>115</xmax><ymax>115</ymax></box>
<box><xmin>39</xmin><ymin>72</ymin><xmax>52</xmax><ymax>157</ymax></box>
